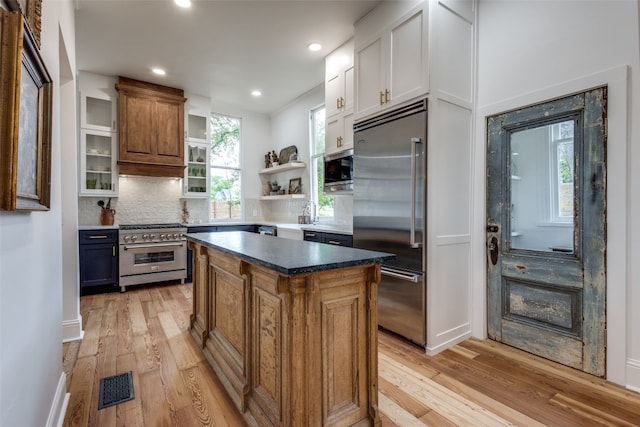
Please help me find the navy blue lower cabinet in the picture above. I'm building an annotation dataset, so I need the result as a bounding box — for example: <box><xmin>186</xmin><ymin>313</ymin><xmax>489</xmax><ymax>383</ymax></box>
<box><xmin>79</xmin><ymin>229</ymin><xmax>119</xmax><ymax>295</ymax></box>
<box><xmin>186</xmin><ymin>224</ymin><xmax>259</xmax><ymax>281</ymax></box>
<box><xmin>303</xmin><ymin>230</ymin><xmax>353</xmax><ymax>247</ymax></box>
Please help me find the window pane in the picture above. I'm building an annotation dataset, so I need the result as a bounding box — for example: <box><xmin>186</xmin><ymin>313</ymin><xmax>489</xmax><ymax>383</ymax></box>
<box><xmin>313</xmin><ymin>108</ymin><xmax>326</xmax><ymax>156</ymax></box>
<box><xmin>210</xmin><ymin>168</ymin><xmax>241</xmax><ymax>220</ymax></box>
<box><xmin>210</xmin><ymin>112</ymin><xmax>241</xmax><ymax>220</ymax></box>
<box><xmin>210</xmin><ymin>114</ymin><xmax>240</xmax><ymax>167</ymax></box>
<box><xmin>314</xmin><ymin>156</ymin><xmax>334</xmax><ymax>216</ymax></box>
<box><xmin>509</xmin><ymin>121</ymin><xmax>574</xmax><ymax>253</ymax></box>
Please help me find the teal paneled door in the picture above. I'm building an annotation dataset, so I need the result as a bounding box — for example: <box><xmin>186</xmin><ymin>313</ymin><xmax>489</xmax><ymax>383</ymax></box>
<box><xmin>486</xmin><ymin>87</ymin><xmax>607</xmax><ymax>376</ymax></box>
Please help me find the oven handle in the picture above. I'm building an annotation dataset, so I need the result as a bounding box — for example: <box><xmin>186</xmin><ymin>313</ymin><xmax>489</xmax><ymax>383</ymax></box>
<box><xmin>123</xmin><ymin>242</ymin><xmax>185</xmax><ymax>250</ymax></box>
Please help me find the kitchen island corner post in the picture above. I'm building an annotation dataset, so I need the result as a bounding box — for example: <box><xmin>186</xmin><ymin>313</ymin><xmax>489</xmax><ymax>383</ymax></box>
<box><xmin>367</xmin><ymin>264</ymin><xmax>381</xmax><ymax>427</ymax></box>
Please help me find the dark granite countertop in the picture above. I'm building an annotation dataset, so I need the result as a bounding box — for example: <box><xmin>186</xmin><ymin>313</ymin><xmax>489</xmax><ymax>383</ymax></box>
<box><xmin>186</xmin><ymin>231</ymin><xmax>394</xmax><ymax>276</ymax></box>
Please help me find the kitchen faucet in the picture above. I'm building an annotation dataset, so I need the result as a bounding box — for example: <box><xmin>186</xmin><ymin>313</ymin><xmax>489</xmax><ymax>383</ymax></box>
<box><xmin>303</xmin><ymin>200</ymin><xmax>317</xmax><ymax>224</ymax></box>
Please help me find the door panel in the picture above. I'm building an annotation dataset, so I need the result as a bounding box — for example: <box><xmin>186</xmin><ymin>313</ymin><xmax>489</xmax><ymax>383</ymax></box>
<box><xmin>486</xmin><ymin>87</ymin><xmax>606</xmax><ymax>376</ymax></box>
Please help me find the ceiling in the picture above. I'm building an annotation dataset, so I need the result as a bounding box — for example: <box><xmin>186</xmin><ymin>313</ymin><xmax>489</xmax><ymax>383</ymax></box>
<box><xmin>74</xmin><ymin>0</ymin><xmax>380</xmax><ymax>115</ymax></box>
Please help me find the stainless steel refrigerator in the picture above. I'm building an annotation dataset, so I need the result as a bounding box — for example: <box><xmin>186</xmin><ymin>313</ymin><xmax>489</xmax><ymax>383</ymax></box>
<box><xmin>353</xmin><ymin>99</ymin><xmax>427</xmax><ymax>346</ymax></box>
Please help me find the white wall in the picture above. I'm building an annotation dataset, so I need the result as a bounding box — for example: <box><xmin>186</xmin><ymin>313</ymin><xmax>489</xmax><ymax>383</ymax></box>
<box><xmin>266</xmin><ymin>84</ymin><xmax>323</xmax><ymax>222</ymax></box>
<box><xmin>0</xmin><ymin>1</ymin><xmax>75</xmax><ymax>426</ymax></box>
<box><xmin>473</xmin><ymin>0</ymin><xmax>640</xmax><ymax>388</ymax></box>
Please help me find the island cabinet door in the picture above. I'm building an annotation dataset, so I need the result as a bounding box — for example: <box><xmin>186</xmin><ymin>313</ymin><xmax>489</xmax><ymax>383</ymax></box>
<box><xmin>248</xmin><ymin>265</ymin><xmax>291</xmax><ymax>427</ymax></box>
<box><xmin>189</xmin><ymin>242</ymin><xmax>209</xmax><ymax>347</ymax></box>
<box><xmin>204</xmin><ymin>249</ymin><xmax>251</xmax><ymax>412</ymax></box>
<box><xmin>307</xmin><ymin>267</ymin><xmax>373</xmax><ymax>426</ymax></box>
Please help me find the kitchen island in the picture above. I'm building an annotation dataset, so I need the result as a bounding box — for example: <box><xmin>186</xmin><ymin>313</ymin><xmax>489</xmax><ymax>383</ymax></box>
<box><xmin>186</xmin><ymin>231</ymin><xmax>394</xmax><ymax>427</ymax></box>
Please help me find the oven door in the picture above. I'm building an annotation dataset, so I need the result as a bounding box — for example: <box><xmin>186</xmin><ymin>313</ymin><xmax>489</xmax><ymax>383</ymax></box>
<box><xmin>119</xmin><ymin>241</ymin><xmax>187</xmax><ymax>278</ymax></box>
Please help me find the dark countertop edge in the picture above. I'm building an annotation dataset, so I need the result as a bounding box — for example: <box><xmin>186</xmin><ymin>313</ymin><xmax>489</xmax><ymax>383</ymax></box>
<box><xmin>186</xmin><ymin>232</ymin><xmax>393</xmax><ymax>276</ymax></box>
<box><xmin>78</xmin><ymin>221</ymin><xmax>354</xmax><ymax>235</ymax></box>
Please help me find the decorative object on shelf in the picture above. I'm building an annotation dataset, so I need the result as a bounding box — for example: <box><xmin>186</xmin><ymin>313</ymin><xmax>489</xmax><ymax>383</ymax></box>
<box><xmin>278</xmin><ymin>145</ymin><xmax>298</xmax><ymax>164</ymax></box>
<box><xmin>196</xmin><ymin>155</ymin><xmax>204</xmax><ymax>162</ymax></box>
<box><xmin>262</xmin><ymin>181</ymin><xmax>271</xmax><ymax>196</ymax></box>
<box><xmin>181</xmin><ymin>200</ymin><xmax>190</xmax><ymax>224</ymax></box>
<box><xmin>270</xmin><ymin>150</ymin><xmax>279</xmax><ymax>166</ymax></box>
<box><xmin>270</xmin><ymin>181</ymin><xmax>281</xmax><ymax>195</ymax></box>
<box><xmin>288</xmin><ymin>177</ymin><xmax>302</xmax><ymax>194</ymax></box>
<box><xmin>189</xmin><ymin>149</ymin><xmax>193</xmax><ymax>162</ymax></box>
<box><xmin>0</xmin><ymin>10</ymin><xmax>52</xmax><ymax>211</ymax></box>
<box><xmin>97</xmin><ymin>198</ymin><xmax>116</xmax><ymax>225</ymax></box>
<box><xmin>264</xmin><ymin>153</ymin><xmax>272</xmax><ymax>169</ymax></box>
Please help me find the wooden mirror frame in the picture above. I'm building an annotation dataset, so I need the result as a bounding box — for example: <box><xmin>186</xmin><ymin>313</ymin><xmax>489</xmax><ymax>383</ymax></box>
<box><xmin>0</xmin><ymin>10</ymin><xmax>52</xmax><ymax>211</ymax></box>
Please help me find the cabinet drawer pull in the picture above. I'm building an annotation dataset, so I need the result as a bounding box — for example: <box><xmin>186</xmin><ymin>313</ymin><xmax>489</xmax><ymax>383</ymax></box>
<box><xmin>327</xmin><ymin>240</ymin><xmax>342</xmax><ymax>245</ymax></box>
<box><xmin>385</xmin><ymin>89</ymin><xmax>390</xmax><ymax>103</ymax></box>
<box><xmin>112</xmin><ymin>245</ymin><xmax>116</xmax><ymax>257</ymax></box>
<box><xmin>306</xmin><ymin>233</ymin><xmax>316</xmax><ymax>237</ymax></box>
<box><xmin>379</xmin><ymin>91</ymin><xmax>385</xmax><ymax>105</ymax></box>
<box><xmin>88</xmin><ymin>235</ymin><xmax>108</xmax><ymax>239</ymax></box>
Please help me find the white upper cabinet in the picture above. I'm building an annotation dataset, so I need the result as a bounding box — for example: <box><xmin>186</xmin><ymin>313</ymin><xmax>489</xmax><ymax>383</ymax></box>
<box><xmin>325</xmin><ymin>39</ymin><xmax>355</xmax><ymax>155</ymax></box>
<box><xmin>183</xmin><ymin>94</ymin><xmax>211</xmax><ymax>198</ymax></box>
<box><xmin>354</xmin><ymin>1</ymin><xmax>428</xmax><ymax>120</ymax></box>
<box><xmin>80</xmin><ymin>84</ymin><xmax>118</xmax><ymax>132</ymax></box>
<box><xmin>78</xmin><ymin>72</ymin><xmax>119</xmax><ymax>196</ymax></box>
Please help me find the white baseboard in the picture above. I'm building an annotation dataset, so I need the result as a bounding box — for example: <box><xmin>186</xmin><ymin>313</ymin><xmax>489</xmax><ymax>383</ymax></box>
<box><xmin>626</xmin><ymin>358</ymin><xmax>640</xmax><ymax>392</ymax></box>
<box><xmin>62</xmin><ymin>316</ymin><xmax>84</xmax><ymax>343</ymax></box>
<box><xmin>426</xmin><ymin>328</ymin><xmax>472</xmax><ymax>356</ymax></box>
<box><xmin>46</xmin><ymin>373</ymin><xmax>70</xmax><ymax>427</ymax></box>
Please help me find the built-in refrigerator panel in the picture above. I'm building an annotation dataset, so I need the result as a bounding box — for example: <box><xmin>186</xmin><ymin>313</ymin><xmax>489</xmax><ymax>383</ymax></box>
<box><xmin>353</xmin><ymin>100</ymin><xmax>427</xmax><ymax>346</ymax></box>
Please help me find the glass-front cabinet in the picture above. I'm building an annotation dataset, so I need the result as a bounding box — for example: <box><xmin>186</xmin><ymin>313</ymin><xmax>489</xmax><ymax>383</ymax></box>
<box><xmin>183</xmin><ymin>104</ymin><xmax>210</xmax><ymax>198</ymax></box>
<box><xmin>80</xmin><ymin>89</ymin><xmax>117</xmax><ymax>132</ymax></box>
<box><xmin>184</xmin><ymin>142</ymin><xmax>209</xmax><ymax>197</ymax></box>
<box><xmin>79</xmin><ymin>74</ymin><xmax>119</xmax><ymax>196</ymax></box>
<box><xmin>80</xmin><ymin>129</ymin><xmax>117</xmax><ymax>195</ymax></box>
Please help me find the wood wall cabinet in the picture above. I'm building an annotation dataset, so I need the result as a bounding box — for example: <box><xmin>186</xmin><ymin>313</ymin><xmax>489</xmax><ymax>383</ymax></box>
<box><xmin>116</xmin><ymin>77</ymin><xmax>186</xmax><ymax>177</ymax></box>
<box><xmin>325</xmin><ymin>39</ymin><xmax>354</xmax><ymax>155</ymax></box>
<box><xmin>354</xmin><ymin>1</ymin><xmax>428</xmax><ymax>120</ymax></box>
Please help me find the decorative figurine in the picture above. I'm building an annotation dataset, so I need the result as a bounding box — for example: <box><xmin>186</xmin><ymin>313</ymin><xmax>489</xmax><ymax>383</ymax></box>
<box><xmin>271</xmin><ymin>150</ymin><xmax>279</xmax><ymax>166</ymax></box>
<box><xmin>265</xmin><ymin>153</ymin><xmax>272</xmax><ymax>168</ymax></box>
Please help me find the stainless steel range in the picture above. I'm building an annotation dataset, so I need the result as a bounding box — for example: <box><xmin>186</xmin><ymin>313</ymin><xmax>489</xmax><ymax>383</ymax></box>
<box><xmin>119</xmin><ymin>223</ymin><xmax>187</xmax><ymax>292</ymax></box>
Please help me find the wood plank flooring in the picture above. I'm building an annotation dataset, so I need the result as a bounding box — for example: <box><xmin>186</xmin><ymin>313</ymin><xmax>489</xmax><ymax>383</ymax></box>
<box><xmin>63</xmin><ymin>283</ymin><xmax>640</xmax><ymax>426</ymax></box>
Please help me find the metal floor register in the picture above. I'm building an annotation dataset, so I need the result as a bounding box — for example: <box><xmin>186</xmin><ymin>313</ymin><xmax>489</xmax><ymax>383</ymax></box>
<box><xmin>98</xmin><ymin>371</ymin><xmax>135</xmax><ymax>409</ymax></box>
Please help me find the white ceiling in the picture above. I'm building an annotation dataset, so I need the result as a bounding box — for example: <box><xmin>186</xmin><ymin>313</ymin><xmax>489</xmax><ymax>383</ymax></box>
<box><xmin>75</xmin><ymin>0</ymin><xmax>380</xmax><ymax>115</ymax></box>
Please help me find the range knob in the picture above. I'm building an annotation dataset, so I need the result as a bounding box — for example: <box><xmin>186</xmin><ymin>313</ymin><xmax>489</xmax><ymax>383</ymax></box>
<box><xmin>142</xmin><ymin>233</ymin><xmax>149</xmax><ymax>240</ymax></box>
<box><xmin>173</xmin><ymin>233</ymin><xmax>179</xmax><ymax>239</ymax></box>
<box><xmin>123</xmin><ymin>235</ymin><xmax>130</xmax><ymax>243</ymax></box>
<box><xmin>149</xmin><ymin>234</ymin><xmax>156</xmax><ymax>240</ymax></box>
<box><xmin>131</xmin><ymin>235</ymin><xmax>138</xmax><ymax>242</ymax></box>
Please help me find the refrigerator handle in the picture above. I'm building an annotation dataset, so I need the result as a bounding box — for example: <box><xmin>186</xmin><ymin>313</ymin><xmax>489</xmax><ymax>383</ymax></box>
<box><xmin>410</xmin><ymin>137</ymin><xmax>423</xmax><ymax>248</ymax></box>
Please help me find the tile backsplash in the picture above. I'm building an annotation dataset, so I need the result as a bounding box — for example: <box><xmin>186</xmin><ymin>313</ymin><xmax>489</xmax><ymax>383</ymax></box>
<box><xmin>78</xmin><ymin>176</ymin><xmax>209</xmax><ymax>225</ymax></box>
<box><xmin>78</xmin><ymin>176</ymin><xmax>353</xmax><ymax>227</ymax></box>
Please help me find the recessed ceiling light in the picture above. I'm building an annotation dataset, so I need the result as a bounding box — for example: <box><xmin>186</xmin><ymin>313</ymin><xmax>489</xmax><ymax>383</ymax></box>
<box><xmin>174</xmin><ymin>0</ymin><xmax>191</xmax><ymax>8</ymax></box>
<box><xmin>251</xmin><ymin>90</ymin><xmax>262</xmax><ymax>97</ymax></box>
<box><xmin>152</xmin><ymin>68</ymin><xmax>166</xmax><ymax>76</ymax></box>
<box><xmin>308</xmin><ymin>43</ymin><xmax>322</xmax><ymax>52</ymax></box>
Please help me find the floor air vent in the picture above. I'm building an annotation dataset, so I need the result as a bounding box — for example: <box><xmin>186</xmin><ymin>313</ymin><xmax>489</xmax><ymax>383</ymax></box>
<box><xmin>98</xmin><ymin>371</ymin><xmax>134</xmax><ymax>409</ymax></box>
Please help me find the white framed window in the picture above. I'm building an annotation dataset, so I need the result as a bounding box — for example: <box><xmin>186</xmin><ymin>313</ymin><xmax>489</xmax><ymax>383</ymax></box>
<box><xmin>309</xmin><ymin>106</ymin><xmax>334</xmax><ymax>218</ymax></box>
<box><xmin>210</xmin><ymin>113</ymin><xmax>242</xmax><ymax>220</ymax></box>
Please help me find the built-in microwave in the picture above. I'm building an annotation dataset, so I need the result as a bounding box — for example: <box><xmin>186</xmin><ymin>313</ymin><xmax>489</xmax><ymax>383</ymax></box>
<box><xmin>323</xmin><ymin>148</ymin><xmax>353</xmax><ymax>194</ymax></box>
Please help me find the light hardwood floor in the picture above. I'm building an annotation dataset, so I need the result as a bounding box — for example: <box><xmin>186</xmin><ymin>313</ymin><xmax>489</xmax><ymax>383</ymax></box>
<box><xmin>63</xmin><ymin>283</ymin><xmax>640</xmax><ymax>426</ymax></box>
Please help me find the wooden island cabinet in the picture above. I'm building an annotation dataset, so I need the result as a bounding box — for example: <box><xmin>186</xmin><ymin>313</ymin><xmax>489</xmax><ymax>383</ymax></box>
<box><xmin>187</xmin><ymin>232</ymin><xmax>394</xmax><ymax>426</ymax></box>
